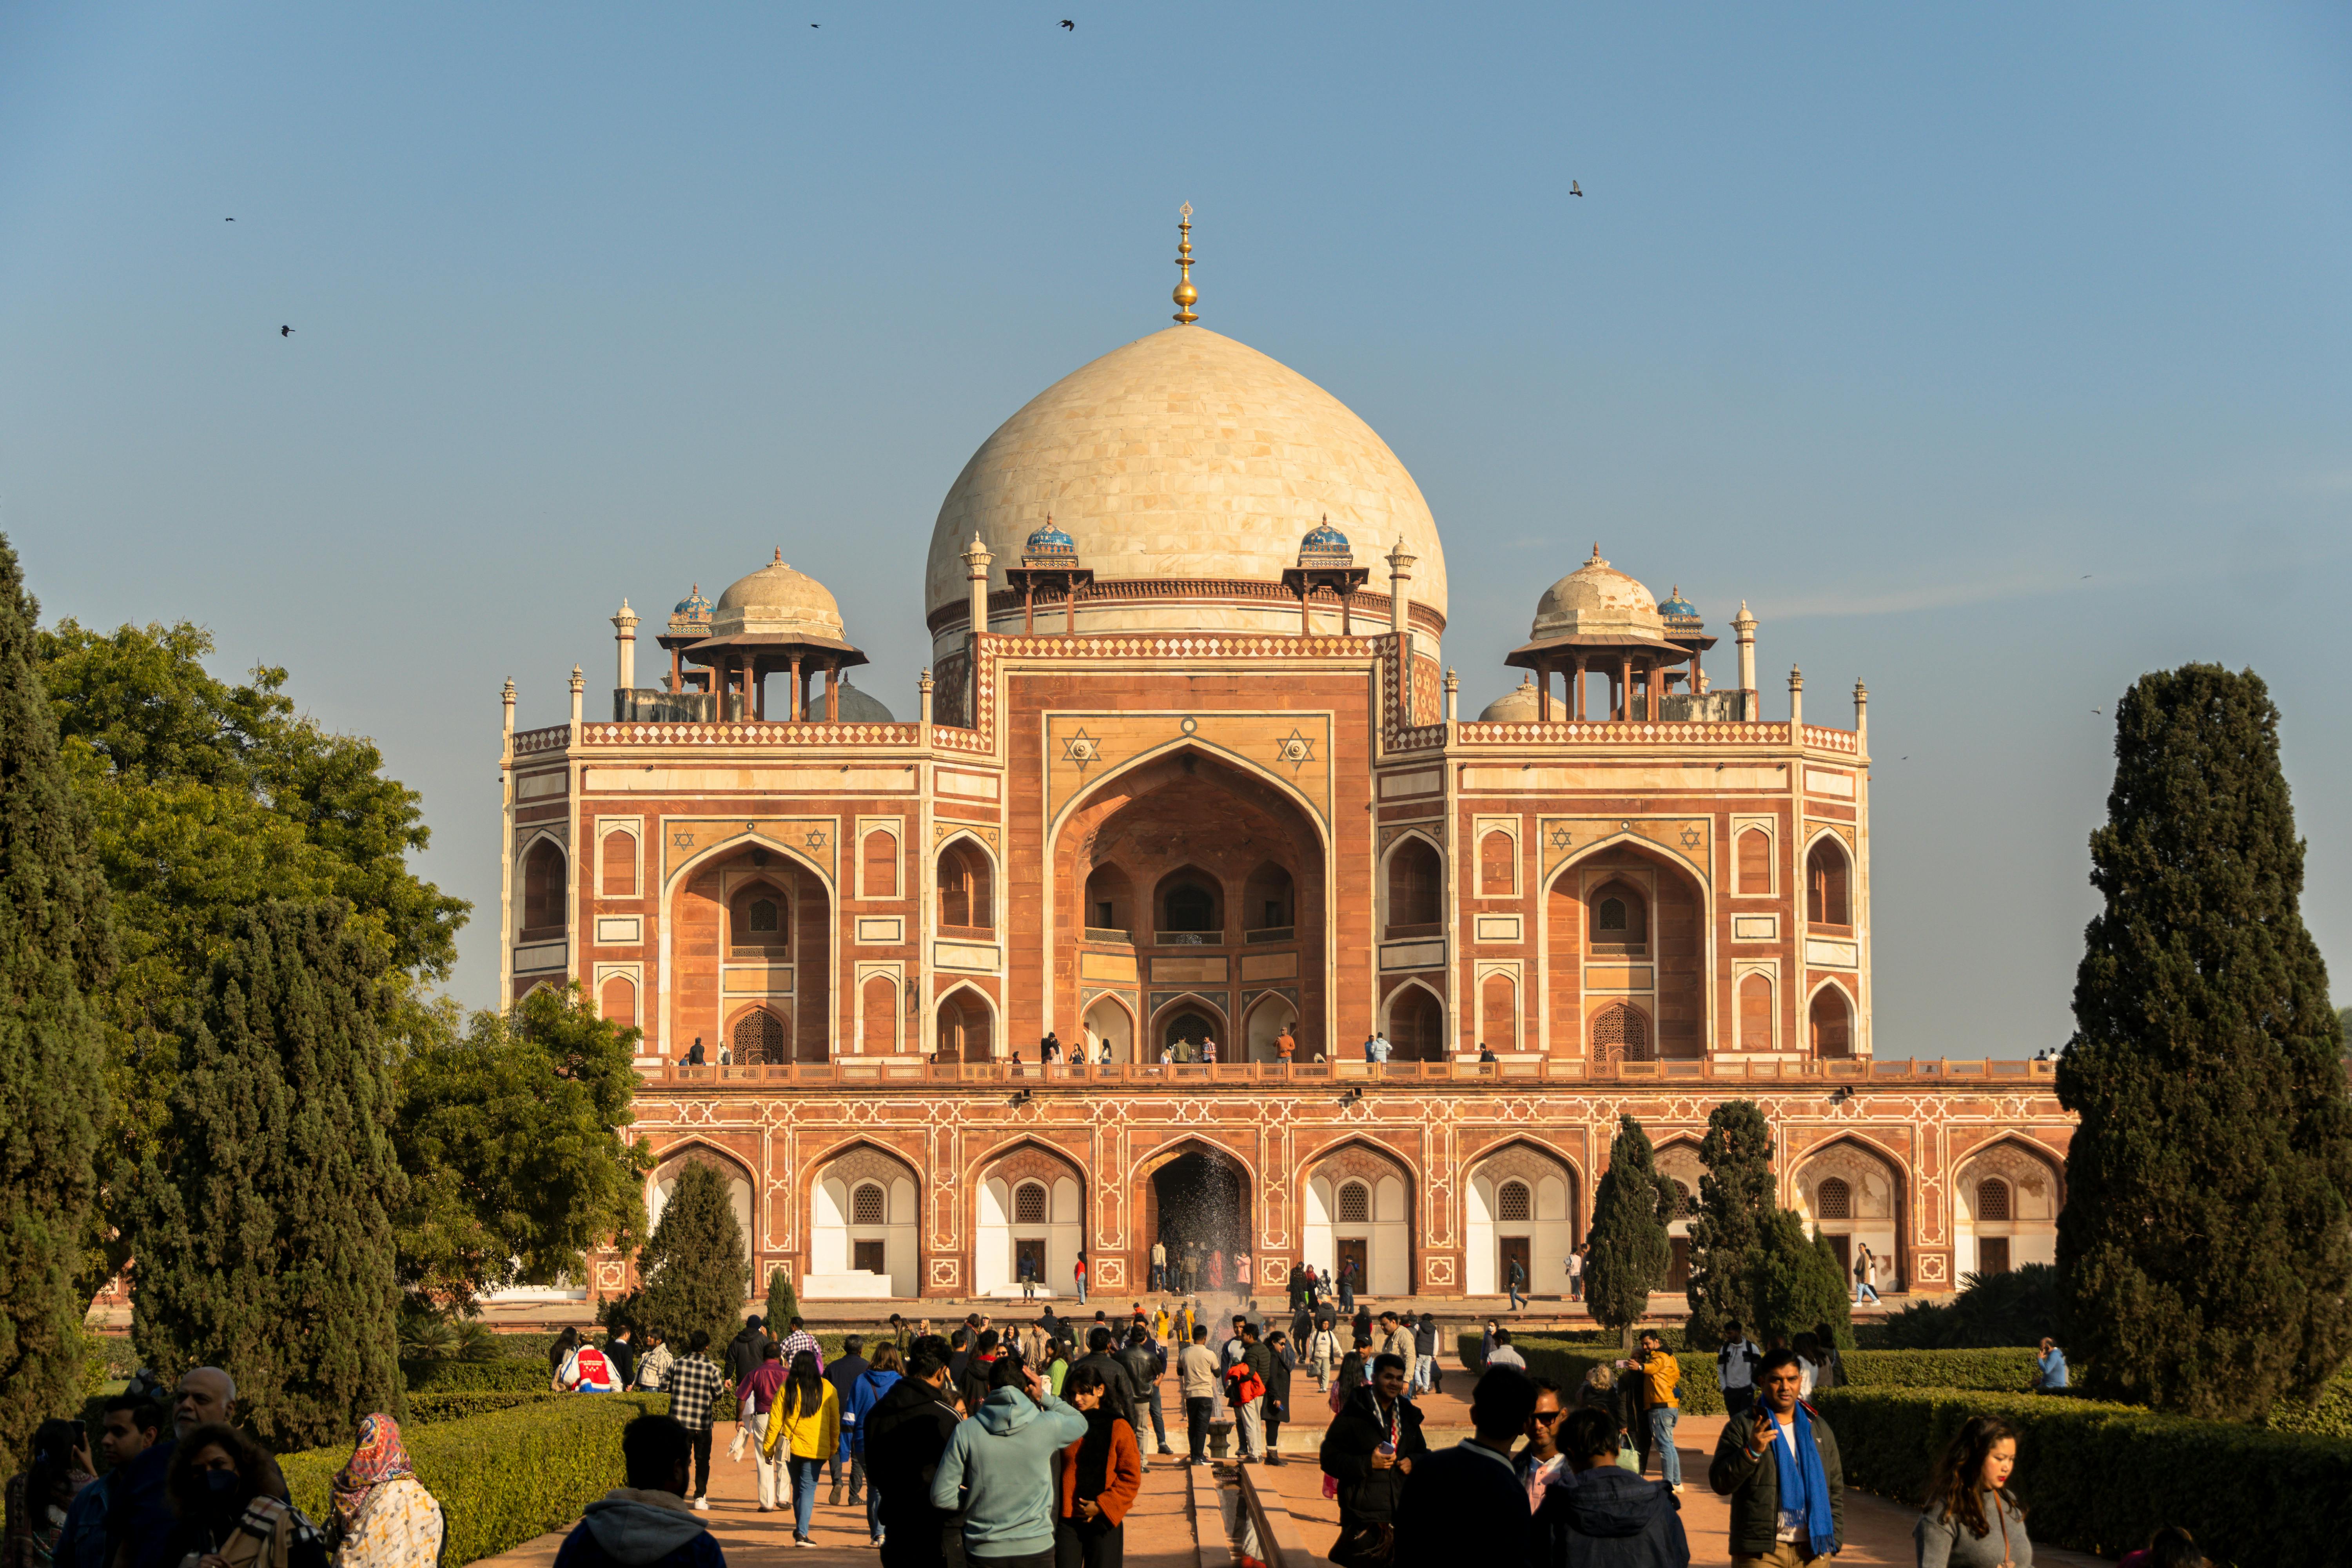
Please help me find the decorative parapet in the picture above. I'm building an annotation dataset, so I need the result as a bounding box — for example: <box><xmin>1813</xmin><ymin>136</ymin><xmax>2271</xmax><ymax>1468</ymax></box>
<box><xmin>513</xmin><ymin>724</ymin><xmax>571</xmax><ymax>756</ymax></box>
<box><xmin>579</xmin><ymin>721</ymin><xmax>920</xmax><ymax>747</ymax></box>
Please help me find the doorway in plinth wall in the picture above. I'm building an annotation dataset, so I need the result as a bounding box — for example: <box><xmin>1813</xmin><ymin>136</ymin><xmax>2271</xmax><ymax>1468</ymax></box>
<box><xmin>1499</xmin><ymin>1236</ymin><xmax>1531</xmax><ymax>1298</ymax></box>
<box><xmin>1148</xmin><ymin>1148</ymin><xmax>1249</xmax><ymax>1296</ymax></box>
<box><xmin>1668</xmin><ymin>1238</ymin><xmax>1691</xmax><ymax>1292</ymax></box>
<box><xmin>1014</xmin><ymin>1237</ymin><xmax>1047</xmax><ymax>1289</ymax></box>
<box><xmin>1336</xmin><ymin>1238</ymin><xmax>1368</xmax><ymax>1292</ymax></box>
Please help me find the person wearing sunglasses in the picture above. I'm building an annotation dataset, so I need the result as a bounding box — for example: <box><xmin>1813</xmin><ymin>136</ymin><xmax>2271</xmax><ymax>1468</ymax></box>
<box><xmin>1517</xmin><ymin>1377</ymin><xmax>1570</xmax><ymax>1511</ymax></box>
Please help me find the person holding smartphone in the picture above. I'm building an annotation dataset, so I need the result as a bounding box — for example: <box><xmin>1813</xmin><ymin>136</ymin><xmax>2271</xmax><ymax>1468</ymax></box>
<box><xmin>1707</xmin><ymin>1348</ymin><xmax>1843</xmax><ymax>1564</ymax></box>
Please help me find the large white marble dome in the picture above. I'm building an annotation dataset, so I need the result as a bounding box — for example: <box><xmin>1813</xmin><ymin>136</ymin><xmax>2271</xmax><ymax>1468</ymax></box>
<box><xmin>926</xmin><ymin>326</ymin><xmax>1448</xmax><ymax>644</ymax></box>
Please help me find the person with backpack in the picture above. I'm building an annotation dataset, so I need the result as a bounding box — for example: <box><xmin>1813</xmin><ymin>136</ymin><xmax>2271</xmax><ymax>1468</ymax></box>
<box><xmin>1308</xmin><ymin>1316</ymin><xmax>1341</xmax><ymax>1392</ymax></box>
<box><xmin>1717</xmin><ymin>1322</ymin><xmax>1761</xmax><ymax>1421</ymax></box>
<box><xmin>1228</xmin><ymin>1322</ymin><xmax>1273</xmax><ymax>1463</ymax></box>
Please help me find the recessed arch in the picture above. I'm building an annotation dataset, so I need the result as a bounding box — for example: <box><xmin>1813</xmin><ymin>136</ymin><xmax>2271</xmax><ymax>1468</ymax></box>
<box><xmin>1804</xmin><ymin>828</ymin><xmax>1855</xmax><ymax>928</ymax></box>
<box><xmin>935</xmin><ymin>983</ymin><xmax>996</xmax><ymax>1062</ymax></box>
<box><xmin>1079</xmin><ymin>989</ymin><xmax>1136</xmax><ymax>1063</ymax></box>
<box><xmin>1789</xmin><ymin>1132</ymin><xmax>1908</xmax><ymax>1292</ymax></box>
<box><xmin>805</xmin><ymin>1138</ymin><xmax>921</xmax><ymax>1299</ymax></box>
<box><xmin>1150</xmin><ymin>992</ymin><xmax>1230</xmax><ymax>1054</ymax></box>
<box><xmin>1303</xmin><ymin>1138</ymin><xmax>1415</xmax><ymax>1296</ymax></box>
<box><xmin>1952</xmin><ymin>1134</ymin><xmax>2064</xmax><ymax>1279</ymax></box>
<box><xmin>518</xmin><ymin>832</ymin><xmax>569</xmax><ymax>943</ymax></box>
<box><xmin>1379</xmin><ymin>830</ymin><xmax>1444</xmax><ymax>931</ymax></box>
<box><xmin>647</xmin><ymin>1138</ymin><xmax>758</xmax><ymax>1263</ymax></box>
<box><xmin>660</xmin><ymin>829</ymin><xmax>835</xmax><ymax>900</ymax></box>
<box><xmin>1152</xmin><ymin>864</ymin><xmax>1225</xmax><ymax>936</ymax></box>
<box><xmin>1807</xmin><ymin>977</ymin><xmax>1856</xmax><ymax>1059</ymax></box>
<box><xmin>728</xmin><ymin>877</ymin><xmax>793</xmax><ymax>957</ymax></box>
<box><xmin>936</xmin><ymin>832</ymin><xmax>996</xmax><ymax>930</ymax></box>
<box><xmin>724</xmin><ymin>1002</ymin><xmax>789</xmax><ymax>1066</ymax></box>
<box><xmin>1380</xmin><ymin>976</ymin><xmax>1447</xmax><ymax>1062</ymax></box>
<box><xmin>1544</xmin><ymin>833</ymin><xmax>1714</xmax><ymax>1061</ymax></box>
<box><xmin>1240</xmin><ymin>989</ymin><xmax>1300</xmax><ymax>1063</ymax></box>
<box><xmin>1589</xmin><ymin>1000</ymin><xmax>1653</xmax><ymax>1063</ymax></box>
<box><xmin>973</xmin><ymin>1136</ymin><xmax>1088</xmax><ymax>1298</ymax></box>
<box><xmin>1464</xmin><ymin>1136</ymin><xmax>1581</xmax><ymax>1295</ymax></box>
<box><xmin>1046</xmin><ymin>738</ymin><xmax>1334</xmax><ymax>849</ymax></box>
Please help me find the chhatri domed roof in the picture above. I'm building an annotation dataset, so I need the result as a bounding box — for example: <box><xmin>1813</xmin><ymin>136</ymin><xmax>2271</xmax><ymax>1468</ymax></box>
<box><xmin>1530</xmin><ymin>545</ymin><xmax>1669</xmax><ymax>646</ymax></box>
<box><xmin>709</xmin><ymin>550</ymin><xmax>849</xmax><ymax>644</ymax></box>
<box><xmin>1479</xmin><ymin>675</ymin><xmax>1543</xmax><ymax>724</ymax></box>
<box><xmin>926</xmin><ymin>327</ymin><xmax>1447</xmax><ymax>632</ymax></box>
<box><xmin>830</xmin><ymin>677</ymin><xmax>894</xmax><ymax>723</ymax></box>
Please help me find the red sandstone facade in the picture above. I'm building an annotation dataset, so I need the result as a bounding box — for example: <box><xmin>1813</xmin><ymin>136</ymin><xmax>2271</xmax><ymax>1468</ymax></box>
<box><xmin>495</xmin><ymin>308</ymin><xmax>2073</xmax><ymax>1308</ymax></box>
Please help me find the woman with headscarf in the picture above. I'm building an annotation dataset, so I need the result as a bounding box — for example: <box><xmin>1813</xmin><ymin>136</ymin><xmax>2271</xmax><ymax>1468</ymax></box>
<box><xmin>324</xmin><ymin>1417</ymin><xmax>442</xmax><ymax>1568</ymax></box>
<box><xmin>1054</xmin><ymin>1367</ymin><xmax>1141</xmax><ymax>1568</ymax></box>
<box><xmin>165</xmin><ymin>1425</ymin><xmax>327</xmax><ymax>1568</ymax></box>
<box><xmin>761</xmin><ymin>1350</ymin><xmax>840</xmax><ymax>1548</ymax></box>
<box><xmin>3</xmin><ymin>1419</ymin><xmax>93</xmax><ymax>1568</ymax></box>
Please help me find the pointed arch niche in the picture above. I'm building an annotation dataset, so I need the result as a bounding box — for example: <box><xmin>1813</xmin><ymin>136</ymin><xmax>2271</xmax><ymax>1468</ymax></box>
<box><xmin>807</xmin><ymin>1143</ymin><xmax>920</xmax><ymax>1299</ymax></box>
<box><xmin>1304</xmin><ymin>1142</ymin><xmax>1413</xmax><ymax>1297</ymax></box>
<box><xmin>976</xmin><ymin>1142</ymin><xmax>1085</xmax><ymax>1298</ymax></box>
<box><xmin>1464</xmin><ymin>1141</ymin><xmax>1577</xmax><ymax>1296</ymax></box>
<box><xmin>1053</xmin><ymin>745</ymin><xmax>1328</xmax><ymax>1059</ymax></box>
<box><xmin>666</xmin><ymin>839</ymin><xmax>832</xmax><ymax>1064</ymax></box>
<box><xmin>1546</xmin><ymin>838</ymin><xmax>1709</xmax><ymax>1060</ymax></box>
<box><xmin>1792</xmin><ymin>1137</ymin><xmax>1902</xmax><ymax>1290</ymax></box>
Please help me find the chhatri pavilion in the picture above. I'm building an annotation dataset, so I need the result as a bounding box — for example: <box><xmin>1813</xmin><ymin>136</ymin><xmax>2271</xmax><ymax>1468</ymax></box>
<box><xmin>497</xmin><ymin>211</ymin><xmax>2073</xmax><ymax>1307</ymax></box>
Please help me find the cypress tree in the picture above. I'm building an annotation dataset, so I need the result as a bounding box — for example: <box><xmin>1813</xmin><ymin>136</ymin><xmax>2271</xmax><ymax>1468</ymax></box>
<box><xmin>0</xmin><ymin>537</ymin><xmax>114</xmax><ymax>1474</ymax></box>
<box><xmin>765</xmin><ymin>1267</ymin><xmax>800</xmax><ymax>1336</ymax></box>
<box><xmin>1584</xmin><ymin>1114</ymin><xmax>1674</xmax><ymax>1340</ymax></box>
<box><xmin>633</xmin><ymin>1161</ymin><xmax>750</xmax><ymax>1356</ymax></box>
<box><xmin>1686</xmin><ymin>1100</ymin><xmax>1775</xmax><ymax>1344</ymax></box>
<box><xmin>2057</xmin><ymin>664</ymin><xmax>2352</xmax><ymax>1419</ymax></box>
<box><xmin>1744</xmin><ymin>1210</ymin><xmax>1853</xmax><ymax>1344</ymax></box>
<box><xmin>127</xmin><ymin>899</ymin><xmax>407</xmax><ymax>1449</ymax></box>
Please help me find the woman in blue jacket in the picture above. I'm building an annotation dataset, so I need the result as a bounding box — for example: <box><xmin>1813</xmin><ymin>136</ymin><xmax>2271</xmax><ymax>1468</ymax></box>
<box><xmin>847</xmin><ymin>1343</ymin><xmax>905</xmax><ymax>1548</ymax></box>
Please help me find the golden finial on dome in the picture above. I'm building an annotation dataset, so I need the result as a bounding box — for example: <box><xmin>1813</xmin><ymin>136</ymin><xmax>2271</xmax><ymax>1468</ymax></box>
<box><xmin>1171</xmin><ymin>201</ymin><xmax>1199</xmax><ymax>325</ymax></box>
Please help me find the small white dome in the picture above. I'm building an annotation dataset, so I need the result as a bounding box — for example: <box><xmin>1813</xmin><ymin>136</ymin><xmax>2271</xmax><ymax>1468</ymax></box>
<box><xmin>1479</xmin><ymin>677</ymin><xmax>1542</xmax><ymax>723</ymax></box>
<box><xmin>710</xmin><ymin>550</ymin><xmax>848</xmax><ymax>643</ymax></box>
<box><xmin>1532</xmin><ymin>546</ymin><xmax>1665</xmax><ymax>643</ymax></box>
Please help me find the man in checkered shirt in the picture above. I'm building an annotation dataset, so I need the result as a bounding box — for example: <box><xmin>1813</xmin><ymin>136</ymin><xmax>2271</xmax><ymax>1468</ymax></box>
<box><xmin>780</xmin><ymin>1316</ymin><xmax>825</xmax><ymax>1373</ymax></box>
<box><xmin>660</xmin><ymin>1329</ymin><xmax>726</xmax><ymax>1509</ymax></box>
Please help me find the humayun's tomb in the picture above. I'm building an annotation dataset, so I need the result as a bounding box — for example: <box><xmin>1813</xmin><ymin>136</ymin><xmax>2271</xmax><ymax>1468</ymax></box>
<box><xmin>497</xmin><ymin>216</ymin><xmax>2073</xmax><ymax>1308</ymax></box>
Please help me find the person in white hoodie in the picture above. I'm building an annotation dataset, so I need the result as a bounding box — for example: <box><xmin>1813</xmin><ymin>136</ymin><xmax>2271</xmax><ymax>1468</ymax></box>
<box><xmin>552</xmin><ymin>1417</ymin><xmax>728</xmax><ymax>1568</ymax></box>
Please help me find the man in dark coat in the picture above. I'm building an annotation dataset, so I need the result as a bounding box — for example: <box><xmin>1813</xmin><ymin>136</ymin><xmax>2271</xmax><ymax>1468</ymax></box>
<box><xmin>1393</xmin><ymin>1366</ymin><xmax>1538</xmax><ymax>1567</ymax></box>
<box><xmin>552</xmin><ymin>1416</ymin><xmax>727</xmax><ymax>1568</ymax></box>
<box><xmin>825</xmin><ymin>1334</ymin><xmax>874</xmax><ymax>1506</ymax></box>
<box><xmin>1319</xmin><ymin>1354</ymin><xmax>1429</xmax><ymax>1561</ymax></box>
<box><xmin>1707</xmin><ymin>1348</ymin><xmax>1843</xmax><ymax>1562</ymax></box>
<box><xmin>1070</xmin><ymin>1325</ymin><xmax>1142</xmax><ymax>1429</ymax></box>
<box><xmin>1530</xmin><ymin>1406</ymin><xmax>1691</xmax><ymax>1567</ymax></box>
<box><xmin>725</xmin><ymin>1315</ymin><xmax>768</xmax><ymax>1394</ymax></box>
<box><xmin>864</xmin><ymin>1341</ymin><xmax>964</xmax><ymax>1568</ymax></box>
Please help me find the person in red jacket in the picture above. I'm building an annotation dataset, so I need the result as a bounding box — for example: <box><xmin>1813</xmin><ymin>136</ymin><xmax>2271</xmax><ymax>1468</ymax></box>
<box><xmin>1056</xmin><ymin>1367</ymin><xmax>1142</xmax><ymax>1568</ymax></box>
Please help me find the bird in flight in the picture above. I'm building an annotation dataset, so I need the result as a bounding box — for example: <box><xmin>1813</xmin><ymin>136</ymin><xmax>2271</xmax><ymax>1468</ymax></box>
<box><xmin>1062</xmin><ymin>18</ymin><xmax>1075</xmax><ymax>29</ymax></box>
<box><xmin>225</xmin><ymin>216</ymin><xmax>234</xmax><ymax>221</ymax></box>
<box><xmin>1570</xmin><ymin>181</ymin><xmax>1583</xmax><ymax>196</ymax></box>
<box><xmin>280</xmin><ymin>325</ymin><xmax>294</xmax><ymax>337</ymax></box>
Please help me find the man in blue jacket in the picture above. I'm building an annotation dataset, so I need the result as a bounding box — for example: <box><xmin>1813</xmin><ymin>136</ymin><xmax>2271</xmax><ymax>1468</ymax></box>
<box><xmin>929</xmin><ymin>1356</ymin><xmax>1089</xmax><ymax>1567</ymax></box>
<box><xmin>1530</xmin><ymin>1406</ymin><xmax>1692</xmax><ymax>1567</ymax></box>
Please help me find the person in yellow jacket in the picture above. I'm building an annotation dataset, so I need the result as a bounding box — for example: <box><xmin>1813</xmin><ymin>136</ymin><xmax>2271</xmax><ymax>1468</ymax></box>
<box><xmin>1624</xmin><ymin>1328</ymin><xmax>1683</xmax><ymax>1492</ymax></box>
<box><xmin>761</xmin><ymin>1351</ymin><xmax>842</xmax><ymax>1546</ymax></box>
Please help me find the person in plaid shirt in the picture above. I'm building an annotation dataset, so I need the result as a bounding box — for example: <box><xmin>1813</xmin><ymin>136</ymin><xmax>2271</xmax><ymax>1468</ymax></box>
<box><xmin>779</xmin><ymin>1316</ymin><xmax>825</xmax><ymax>1374</ymax></box>
<box><xmin>661</xmin><ymin>1330</ymin><xmax>726</xmax><ymax>1510</ymax></box>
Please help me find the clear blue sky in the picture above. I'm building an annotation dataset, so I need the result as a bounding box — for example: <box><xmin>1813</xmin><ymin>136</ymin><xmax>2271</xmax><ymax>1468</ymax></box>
<box><xmin>5</xmin><ymin>2</ymin><xmax>2348</xmax><ymax>1056</ymax></box>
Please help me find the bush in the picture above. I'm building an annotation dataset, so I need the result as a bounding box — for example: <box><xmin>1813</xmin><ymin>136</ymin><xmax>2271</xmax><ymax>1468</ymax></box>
<box><xmin>1456</xmin><ymin>1332</ymin><xmax>1724</xmax><ymax>1416</ymax></box>
<box><xmin>401</xmin><ymin>1357</ymin><xmax>552</xmax><ymax>1394</ymax></box>
<box><xmin>1814</xmin><ymin>1386</ymin><xmax>2352</xmax><ymax>1565</ymax></box>
<box><xmin>1878</xmin><ymin>1264</ymin><xmax>2064</xmax><ymax>1349</ymax></box>
<box><xmin>405</xmin><ymin>1391</ymin><xmax>567</xmax><ymax>1424</ymax></box>
<box><xmin>2267</xmin><ymin>1367</ymin><xmax>2352</xmax><ymax>1441</ymax></box>
<box><xmin>279</xmin><ymin>1392</ymin><xmax>670</xmax><ymax>1564</ymax></box>
<box><xmin>1840</xmin><ymin>1349</ymin><xmax>2042</xmax><ymax>1392</ymax></box>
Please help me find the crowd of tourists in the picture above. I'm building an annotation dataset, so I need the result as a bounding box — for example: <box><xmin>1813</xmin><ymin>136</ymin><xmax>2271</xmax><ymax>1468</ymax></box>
<box><xmin>6</xmin><ymin>1307</ymin><xmax>2219</xmax><ymax>1568</ymax></box>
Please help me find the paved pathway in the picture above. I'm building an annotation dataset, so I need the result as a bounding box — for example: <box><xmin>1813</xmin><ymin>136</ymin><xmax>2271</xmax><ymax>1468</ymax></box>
<box><xmin>473</xmin><ymin>1419</ymin><xmax>1203</xmax><ymax>1568</ymax></box>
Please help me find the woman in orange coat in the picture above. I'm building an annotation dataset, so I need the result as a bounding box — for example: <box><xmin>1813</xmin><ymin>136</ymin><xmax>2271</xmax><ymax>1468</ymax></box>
<box><xmin>1056</xmin><ymin>1366</ymin><xmax>1143</xmax><ymax>1568</ymax></box>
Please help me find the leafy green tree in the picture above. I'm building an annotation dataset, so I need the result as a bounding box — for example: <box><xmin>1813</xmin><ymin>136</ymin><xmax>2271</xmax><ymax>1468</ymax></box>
<box><xmin>630</xmin><ymin>1161</ymin><xmax>750</xmax><ymax>1356</ymax></box>
<box><xmin>127</xmin><ymin>899</ymin><xmax>407</xmax><ymax>1449</ymax></box>
<box><xmin>1744</xmin><ymin>1210</ymin><xmax>1852</xmax><ymax>1345</ymax></box>
<box><xmin>35</xmin><ymin>620</ymin><xmax>466</xmax><ymax>1292</ymax></box>
<box><xmin>765</xmin><ymin>1267</ymin><xmax>799</xmax><ymax>1336</ymax></box>
<box><xmin>1686</xmin><ymin>1100</ymin><xmax>1774</xmax><ymax>1345</ymax></box>
<box><xmin>2057</xmin><ymin>665</ymin><xmax>2352</xmax><ymax>1419</ymax></box>
<box><xmin>395</xmin><ymin>984</ymin><xmax>650</xmax><ymax>1310</ymax></box>
<box><xmin>0</xmin><ymin>538</ymin><xmax>114</xmax><ymax>1474</ymax></box>
<box><xmin>1584</xmin><ymin>1114</ymin><xmax>1675</xmax><ymax>1341</ymax></box>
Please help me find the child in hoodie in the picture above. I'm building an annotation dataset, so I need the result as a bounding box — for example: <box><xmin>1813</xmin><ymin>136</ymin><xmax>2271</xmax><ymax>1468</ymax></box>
<box><xmin>929</xmin><ymin>1356</ymin><xmax>1089</xmax><ymax>1564</ymax></box>
<box><xmin>553</xmin><ymin>1417</ymin><xmax>727</xmax><ymax>1568</ymax></box>
<box><xmin>1529</xmin><ymin>1406</ymin><xmax>1690</xmax><ymax>1568</ymax></box>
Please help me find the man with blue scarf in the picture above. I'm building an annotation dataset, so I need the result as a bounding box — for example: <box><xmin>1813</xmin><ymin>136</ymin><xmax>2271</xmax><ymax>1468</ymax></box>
<box><xmin>1706</xmin><ymin>1348</ymin><xmax>1843</xmax><ymax>1564</ymax></box>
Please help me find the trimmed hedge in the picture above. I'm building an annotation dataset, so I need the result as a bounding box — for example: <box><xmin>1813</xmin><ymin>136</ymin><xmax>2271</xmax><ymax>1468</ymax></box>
<box><xmin>1814</xmin><ymin>1386</ymin><xmax>2352</xmax><ymax>1566</ymax></box>
<box><xmin>402</xmin><ymin>1357</ymin><xmax>553</xmax><ymax>1394</ymax></box>
<box><xmin>2267</xmin><ymin>1368</ymin><xmax>2352</xmax><ymax>1441</ymax></box>
<box><xmin>1457</xmin><ymin>1337</ymin><xmax>2044</xmax><ymax>1410</ymax></box>
<box><xmin>280</xmin><ymin>1392</ymin><xmax>669</xmax><ymax>1564</ymax></box>
<box><xmin>1840</xmin><ymin>1348</ymin><xmax>2041</xmax><ymax>1392</ymax></box>
<box><xmin>406</xmin><ymin>1390</ymin><xmax>567</xmax><ymax>1424</ymax></box>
